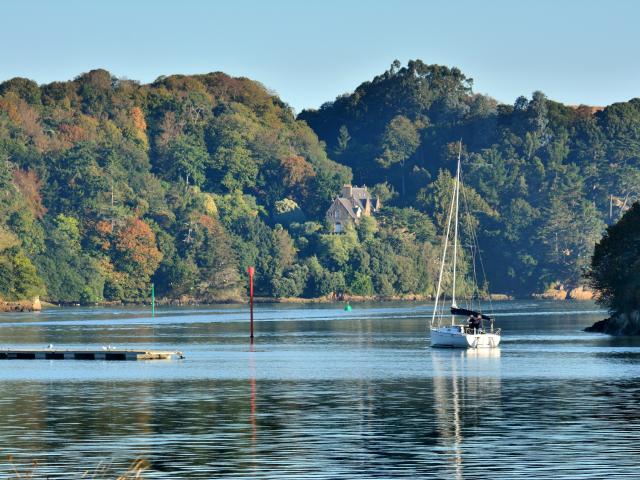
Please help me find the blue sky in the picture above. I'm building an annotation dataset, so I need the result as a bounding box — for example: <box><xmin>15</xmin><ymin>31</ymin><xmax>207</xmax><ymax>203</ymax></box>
<box><xmin>2</xmin><ymin>0</ymin><xmax>638</xmax><ymax>112</ymax></box>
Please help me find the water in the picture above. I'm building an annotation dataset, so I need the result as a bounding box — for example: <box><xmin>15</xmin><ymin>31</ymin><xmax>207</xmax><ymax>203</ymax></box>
<box><xmin>0</xmin><ymin>300</ymin><xmax>638</xmax><ymax>478</ymax></box>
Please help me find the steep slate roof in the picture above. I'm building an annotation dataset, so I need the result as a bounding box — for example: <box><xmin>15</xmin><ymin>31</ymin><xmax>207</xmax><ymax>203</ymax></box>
<box><xmin>344</xmin><ymin>187</ymin><xmax>371</xmax><ymax>211</ymax></box>
<box><xmin>336</xmin><ymin>197</ymin><xmax>358</xmax><ymax>219</ymax></box>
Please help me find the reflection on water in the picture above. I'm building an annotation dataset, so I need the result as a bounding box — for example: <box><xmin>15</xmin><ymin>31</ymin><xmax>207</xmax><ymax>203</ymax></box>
<box><xmin>0</xmin><ymin>301</ymin><xmax>639</xmax><ymax>478</ymax></box>
<box><xmin>432</xmin><ymin>349</ymin><xmax>501</xmax><ymax>480</ymax></box>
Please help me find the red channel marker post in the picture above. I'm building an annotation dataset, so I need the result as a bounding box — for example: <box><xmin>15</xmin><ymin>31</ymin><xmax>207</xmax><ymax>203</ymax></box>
<box><xmin>247</xmin><ymin>266</ymin><xmax>255</xmax><ymax>342</ymax></box>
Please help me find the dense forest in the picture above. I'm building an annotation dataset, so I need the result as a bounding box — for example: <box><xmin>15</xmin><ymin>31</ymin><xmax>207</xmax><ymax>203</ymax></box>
<box><xmin>0</xmin><ymin>67</ymin><xmax>438</xmax><ymax>303</ymax></box>
<box><xmin>0</xmin><ymin>60</ymin><xmax>638</xmax><ymax>303</ymax></box>
<box><xmin>300</xmin><ymin>59</ymin><xmax>640</xmax><ymax>295</ymax></box>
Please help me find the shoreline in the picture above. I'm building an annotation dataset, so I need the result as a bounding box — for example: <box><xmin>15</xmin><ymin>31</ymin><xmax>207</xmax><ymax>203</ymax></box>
<box><xmin>585</xmin><ymin>310</ymin><xmax>640</xmax><ymax>336</ymax></box>
<box><xmin>33</xmin><ymin>293</ymin><xmax>598</xmax><ymax>309</ymax></box>
<box><xmin>2</xmin><ymin>287</ymin><xmax>597</xmax><ymax>311</ymax></box>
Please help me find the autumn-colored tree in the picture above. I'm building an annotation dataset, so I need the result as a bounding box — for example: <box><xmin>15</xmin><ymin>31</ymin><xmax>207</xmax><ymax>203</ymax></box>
<box><xmin>92</xmin><ymin>220</ymin><xmax>114</xmax><ymax>251</ymax></box>
<box><xmin>280</xmin><ymin>154</ymin><xmax>315</xmax><ymax>198</ymax></box>
<box><xmin>114</xmin><ymin>218</ymin><xmax>163</xmax><ymax>277</ymax></box>
<box><xmin>108</xmin><ymin>218</ymin><xmax>163</xmax><ymax>299</ymax></box>
<box><xmin>131</xmin><ymin>106</ymin><xmax>148</xmax><ymax>149</ymax></box>
<box><xmin>13</xmin><ymin>169</ymin><xmax>47</xmax><ymax>219</ymax></box>
<box><xmin>59</xmin><ymin>123</ymin><xmax>89</xmax><ymax>145</ymax></box>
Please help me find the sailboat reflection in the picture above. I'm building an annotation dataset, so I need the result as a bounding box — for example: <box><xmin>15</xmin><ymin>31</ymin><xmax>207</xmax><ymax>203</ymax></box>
<box><xmin>431</xmin><ymin>348</ymin><xmax>501</xmax><ymax>479</ymax></box>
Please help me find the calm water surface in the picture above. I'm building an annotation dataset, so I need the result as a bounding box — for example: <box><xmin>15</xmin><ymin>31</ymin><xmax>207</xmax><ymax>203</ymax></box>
<box><xmin>0</xmin><ymin>300</ymin><xmax>638</xmax><ymax>478</ymax></box>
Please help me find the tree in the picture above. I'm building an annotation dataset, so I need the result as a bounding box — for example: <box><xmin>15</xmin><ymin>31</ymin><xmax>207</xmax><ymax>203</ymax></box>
<box><xmin>274</xmin><ymin>198</ymin><xmax>305</xmax><ymax>225</ymax></box>
<box><xmin>378</xmin><ymin>207</ymin><xmax>436</xmax><ymax>243</ymax></box>
<box><xmin>279</xmin><ymin>155</ymin><xmax>316</xmax><ymax>199</ymax></box>
<box><xmin>162</xmin><ymin>135</ymin><xmax>209</xmax><ymax>187</ymax></box>
<box><xmin>356</xmin><ymin>216</ymin><xmax>378</xmax><ymax>242</ymax></box>
<box><xmin>206</xmin><ymin>113</ymin><xmax>259</xmax><ymax>192</ymax></box>
<box><xmin>194</xmin><ymin>220</ymin><xmax>242</xmax><ymax>301</ymax></box>
<box><xmin>272</xmin><ymin>264</ymin><xmax>308</xmax><ymax>298</ymax></box>
<box><xmin>376</xmin><ymin>115</ymin><xmax>420</xmax><ymax>198</ymax></box>
<box><xmin>539</xmin><ymin>196</ymin><xmax>605</xmax><ymax>285</ymax></box>
<box><xmin>588</xmin><ymin>202</ymin><xmax>640</xmax><ymax>315</ymax></box>
<box><xmin>419</xmin><ymin>169</ymin><xmax>496</xmax><ymax>234</ymax></box>
<box><xmin>114</xmin><ymin>218</ymin><xmax>162</xmax><ymax>275</ymax></box>
<box><xmin>0</xmin><ymin>77</ymin><xmax>41</xmax><ymax>104</ymax></box>
<box><xmin>335</xmin><ymin>125</ymin><xmax>351</xmax><ymax>156</ymax></box>
<box><xmin>110</xmin><ymin>217</ymin><xmax>163</xmax><ymax>299</ymax></box>
<box><xmin>0</xmin><ymin>247</ymin><xmax>44</xmax><ymax>300</ymax></box>
<box><xmin>36</xmin><ymin>215</ymin><xmax>104</xmax><ymax>303</ymax></box>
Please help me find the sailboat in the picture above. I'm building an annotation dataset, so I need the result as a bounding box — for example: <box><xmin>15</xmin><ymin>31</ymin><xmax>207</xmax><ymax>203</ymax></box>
<box><xmin>430</xmin><ymin>144</ymin><xmax>501</xmax><ymax>348</ymax></box>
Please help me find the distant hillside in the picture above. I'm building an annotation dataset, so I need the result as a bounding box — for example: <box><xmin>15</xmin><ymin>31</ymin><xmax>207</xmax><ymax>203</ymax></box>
<box><xmin>0</xmin><ymin>70</ymin><xmax>358</xmax><ymax>302</ymax></box>
<box><xmin>0</xmin><ymin>69</ymin><xmax>442</xmax><ymax>303</ymax></box>
<box><xmin>299</xmin><ymin>59</ymin><xmax>640</xmax><ymax>294</ymax></box>
<box><xmin>1</xmin><ymin>62</ymin><xmax>638</xmax><ymax>304</ymax></box>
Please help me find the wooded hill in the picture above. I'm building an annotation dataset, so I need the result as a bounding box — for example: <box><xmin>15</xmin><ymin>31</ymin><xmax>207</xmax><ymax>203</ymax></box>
<box><xmin>300</xmin><ymin>60</ymin><xmax>639</xmax><ymax>295</ymax></box>
<box><xmin>0</xmin><ymin>61</ymin><xmax>637</xmax><ymax>303</ymax></box>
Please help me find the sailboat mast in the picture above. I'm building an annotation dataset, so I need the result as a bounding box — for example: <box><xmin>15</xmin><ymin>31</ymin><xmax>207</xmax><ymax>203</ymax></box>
<box><xmin>430</xmin><ymin>166</ymin><xmax>457</xmax><ymax>329</ymax></box>
<box><xmin>451</xmin><ymin>143</ymin><xmax>462</xmax><ymax>321</ymax></box>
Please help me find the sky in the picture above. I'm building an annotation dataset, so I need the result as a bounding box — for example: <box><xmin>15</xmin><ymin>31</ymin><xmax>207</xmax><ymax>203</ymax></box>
<box><xmin>2</xmin><ymin>0</ymin><xmax>639</xmax><ymax>113</ymax></box>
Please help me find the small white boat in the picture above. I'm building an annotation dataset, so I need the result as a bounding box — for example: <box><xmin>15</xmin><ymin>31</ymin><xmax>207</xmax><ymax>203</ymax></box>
<box><xmin>431</xmin><ymin>324</ymin><xmax>500</xmax><ymax>348</ymax></box>
<box><xmin>429</xmin><ymin>143</ymin><xmax>501</xmax><ymax>348</ymax></box>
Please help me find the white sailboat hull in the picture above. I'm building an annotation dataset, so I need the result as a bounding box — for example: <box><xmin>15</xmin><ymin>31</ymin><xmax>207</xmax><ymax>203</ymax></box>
<box><xmin>430</xmin><ymin>326</ymin><xmax>501</xmax><ymax>349</ymax></box>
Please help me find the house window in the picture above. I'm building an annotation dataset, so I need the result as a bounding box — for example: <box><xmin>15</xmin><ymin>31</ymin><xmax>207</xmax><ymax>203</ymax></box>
<box><xmin>335</xmin><ymin>222</ymin><xmax>343</xmax><ymax>233</ymax></box>
<box><xmin>334</xmin><ymin>210</ymin><xmax>339</xmax><ymax>218</ymax></box>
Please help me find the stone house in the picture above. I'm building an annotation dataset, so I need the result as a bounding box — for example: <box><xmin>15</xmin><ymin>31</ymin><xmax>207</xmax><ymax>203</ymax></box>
<box><xmin>326</xmin><ymin>185</ymin><xmax>380</xmax><ymax>233</ymax></box>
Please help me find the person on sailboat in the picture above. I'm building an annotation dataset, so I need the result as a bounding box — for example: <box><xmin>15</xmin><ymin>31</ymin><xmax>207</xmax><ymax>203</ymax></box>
<box><xmin>468</xmin><ymin>314</ymin><xmax>481</xmax><ymax>332</ymax></box>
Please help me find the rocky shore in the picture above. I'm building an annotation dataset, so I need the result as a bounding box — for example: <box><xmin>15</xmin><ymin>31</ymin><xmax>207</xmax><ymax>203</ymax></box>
<box><xmin>238</xmin><ymin>292</ymin><xmax>512</xmax><ymax>304</ymax></box>
<box><xmin>532</xmin><ymin>284</ymin><xmax>595</xmax><ymax>301</ymax></box>
<box><xmin>585</xmin><ymin>311</ymin><xmax>640</xmax><ymax>335</ymax></box>
<box><xmin>0</xmin><ymin>297</ymin><xmax>44</xmax><ymax>312</ymax></box>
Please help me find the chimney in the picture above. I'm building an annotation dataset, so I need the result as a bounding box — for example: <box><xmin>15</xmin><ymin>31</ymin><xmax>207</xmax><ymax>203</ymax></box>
<box><xmin>342</xmin><ymin>184</ymin><xmax>353</xmax><ymax>198</ymax></box>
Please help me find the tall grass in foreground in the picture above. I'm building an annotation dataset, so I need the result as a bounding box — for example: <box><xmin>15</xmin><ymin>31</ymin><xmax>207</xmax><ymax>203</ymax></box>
<box><xmin>7</xmin><ymin>456</ymin><xmax>149</xmax><ymax>479</ymax></box>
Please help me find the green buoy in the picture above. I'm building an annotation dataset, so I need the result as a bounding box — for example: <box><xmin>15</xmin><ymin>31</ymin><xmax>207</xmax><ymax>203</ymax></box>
<box><xmin>344</xmin><ymin>302</ymin><xmax>352</xmax><ymax>312</ymax></box>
